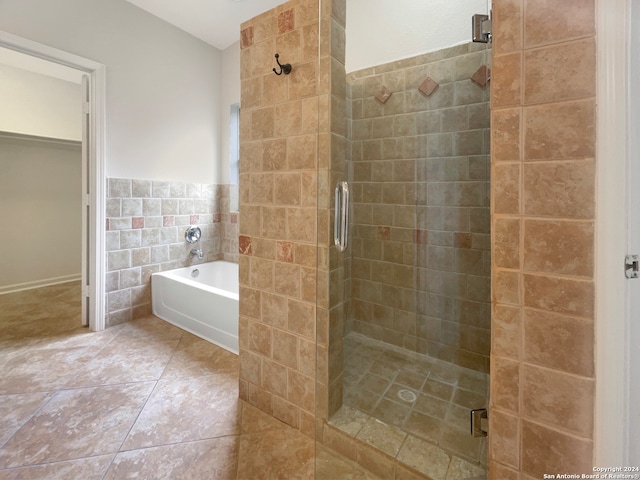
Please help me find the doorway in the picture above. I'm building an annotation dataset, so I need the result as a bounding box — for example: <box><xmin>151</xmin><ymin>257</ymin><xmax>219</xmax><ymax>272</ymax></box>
<box><xmin>0</xmin><ymin>31</ymin><xmax>105</xmax><ymax>331</ymax></box>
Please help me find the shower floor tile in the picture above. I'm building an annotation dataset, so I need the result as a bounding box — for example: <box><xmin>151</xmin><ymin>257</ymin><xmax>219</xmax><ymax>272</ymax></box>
<box><xmin>334</xmin><ymin>332</ymin><xmax>488</xmax><ymax>479</ymax></box>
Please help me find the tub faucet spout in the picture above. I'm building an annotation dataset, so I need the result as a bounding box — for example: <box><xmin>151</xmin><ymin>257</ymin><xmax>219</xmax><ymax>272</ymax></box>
<box><xmin>191</xmin><ymin>248</ymin><xmax>204</xmax><ymax>259</ymax></box>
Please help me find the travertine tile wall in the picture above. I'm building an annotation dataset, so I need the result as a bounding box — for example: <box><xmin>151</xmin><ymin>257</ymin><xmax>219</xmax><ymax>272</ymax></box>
<box><xmin>237</xmin><ymin>0</ymin><xmax>321</xmax><ymax>436</ymax></box>
<box><xmin>490</xmin><ymin>0</ymin><xmax>596</xmax><ymax>476</ymax></box>
<box><xmin>105</xmin><ymin>178</ymin><xmax>237</xmax><ymax>326</ymax></box>
<box><xmin>347</xmin><ymin>44</ymin><xmax>492</xmax><ymax>375</ymax></box>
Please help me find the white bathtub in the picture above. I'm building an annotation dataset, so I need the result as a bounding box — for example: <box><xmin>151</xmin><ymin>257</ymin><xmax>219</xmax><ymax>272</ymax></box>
<box><xmin>151</xmin><ymin>261</ymin><xmax>239</xmax><ymax>354</ymax></box>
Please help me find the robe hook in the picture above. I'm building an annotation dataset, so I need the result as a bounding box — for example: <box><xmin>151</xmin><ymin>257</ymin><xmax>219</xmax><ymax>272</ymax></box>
<box><xmin>272</xmin><ymin>53</ymin><xmax>292</xmax><ymax>76</ymax></box>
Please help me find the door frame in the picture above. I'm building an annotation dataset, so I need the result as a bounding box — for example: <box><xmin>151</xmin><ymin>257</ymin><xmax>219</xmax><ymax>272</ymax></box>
<box><xmin>595</xmin><ymin>0</ymin><xmax>637</xmax><ymax>464</ymax></box>
<box><xmin>627</xmin><ymin>0</ymin><xmax>640</xmax><ymax>461</ymax></box>
<box><xmin>0</xmin><ymin>31</ymin><xmax>106</xmax><ymax>331</ymax></box>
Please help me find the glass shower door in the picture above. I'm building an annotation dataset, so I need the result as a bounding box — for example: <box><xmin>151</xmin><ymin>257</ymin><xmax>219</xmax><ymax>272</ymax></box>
<box><xmin>318</xmin><ymin>1</ymin><xmax>491</xmax><ymax>479</ymax></box>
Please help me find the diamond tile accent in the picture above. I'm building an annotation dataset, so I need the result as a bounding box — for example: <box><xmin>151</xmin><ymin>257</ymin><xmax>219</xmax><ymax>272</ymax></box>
<box><xmin>239</xmin><ymin>235</ymin><xmax>252</xmax><ymax>255</ymax></box>
<box><xmin>375</xmin><ymin>86</ymin><xmax>393</xmax><ymax>104</ymax></box>
<box><xmin>471</xmin><ymin>65</ymin><xmax>491</xmax><ymax>87</ymax></box>
<box><xmin>276</xmin><ymin>241</ymin><xmax>294</xmax><ymax>263</ymax></box>
<box><xmin>418</xmin><ymin>77</ymin><xmax>439</xmax><ymax>97</ymax></box>
<box><xmin>240</xmin><ymin>26</ymin><xmax>254</xmax><ymax>49</ymax></box>
<box><xmin>278</xmin><ymin>9</ymin><xmax>295</xmax><ymax>34</ymax></box>
<box><xmin>377</xmin><ymin>226</ymin><xmax>390</xmax><ymax>240</ymax></box>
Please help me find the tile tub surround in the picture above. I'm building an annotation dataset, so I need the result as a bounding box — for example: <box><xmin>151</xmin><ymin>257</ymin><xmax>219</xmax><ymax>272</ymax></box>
<box><xmin>105</xmin><ymin>178</ymin><xmax>238</xmax><ymax>327</ymax></box>
<box><xmin>346</xmin><ymin>42</ymin><xmax>492</xmax><ymax>375</ymax></box>
<box><xmin>489</xmin><ymin>0</ymin><xmax>596</xmax><ymax>476</ymax></box>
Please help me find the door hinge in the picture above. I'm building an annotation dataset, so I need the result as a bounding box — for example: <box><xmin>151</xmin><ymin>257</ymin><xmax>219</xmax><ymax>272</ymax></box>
<box><xmin>625</xmin><ymin>254</ymin><xmax>639</xmax><ymax>279</ymax></box>
<box><xmin>82</xmin><ymin>101</ymin><xmax>90</xmax><ymax>114</ymax></box>
<box><xmin>470</xmin><ymin>408</ymin><xmax>488</xmax><ymax>437</ymax></box>
<box><xmin>472</xmin><ymin>14</ymin><xmax>492</xmax><ymax>43</ymax></box>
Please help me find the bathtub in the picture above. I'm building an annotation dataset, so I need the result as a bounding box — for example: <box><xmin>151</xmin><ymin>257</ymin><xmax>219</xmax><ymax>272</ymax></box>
<box><xmin>151</xmin><ymin>261</ymin><xmax>239</xmax><ymax>354</ymax></box>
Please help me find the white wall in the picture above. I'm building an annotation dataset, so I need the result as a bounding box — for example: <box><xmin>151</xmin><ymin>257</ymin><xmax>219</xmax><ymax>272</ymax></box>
<box><xmin>0</xmin><ymin>0</ymin><xmax>222</xmax><ymax>184</ymax></box>
<box><xmin>0</xmin><ymin>65</ymin><xmax>82</xmax><ymax>289</ymax></box>
<box><xmin>219</xmin><ymin>41</ymin><xmax>241</xmax><ymax>184</ymax></box>
<box><xmin>346</xmin><ymin>0</ymin><xmax>488</xmax><ymax>73</ymax></box>
<box><xmin>0</xmin><ymin>63</ymin><xmax>82</xmax><ymax>141</ymax></box>
<box><xmin>0</xmin><ymin>135</ymin><xmax>81</xmax><ymax>289</ymax></box>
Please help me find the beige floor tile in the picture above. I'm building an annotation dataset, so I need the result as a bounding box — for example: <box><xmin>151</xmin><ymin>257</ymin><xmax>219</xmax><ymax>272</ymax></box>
<box><xmin>445</xmin><ymin>403</ymin><xmax>472</xmax><ymax>431</ymax></box>
<box><xmin>0</xmin><ymin>392</ymin><xmax>52</xmax><ymax>445</ymax></box>
<box><xmin>413</xmin><ymin>393</ymin><xmax>450</xmax><ymax>419</ymax></box>
<box><xmin>113</xmin><ymin>315</ymin><xmax>185</xmax><ymax>341</ymax></box>
<box><xmin>236</xmin><ymin>427</ymin><xmax>314</xmax><ymax>479</ymax></box>
<box><xmin>422</xmin><ymin>378</ymin><xmax>455</xmax><ymax>401</ymax></box>
<box><xmin>372</xmin><ymin>397</ymin><xmax>410</xmax><ymax>427</ymax></box>
<box><xmin>358</xmin><ymin>371</ymin><xmax>392</xmax><ymax>395</ymax></box>
<box><xmin>338</xmin><ymin>332</ymin><xmax>488</xmax><ymax>479</ymax></box>
<box><xmin>162</xmin><ymin>333</ymin><xmax>239</xmax><ymax>379</ymax></box>
<box><xmin>0</xmin><ymin>454</ymin><xmax>113</xmax><ymax>480</ymax></box>
<box><xmin>105</xmin><ymin>437</ymin><xmax>239</xmax><ymax>480</ymax></box>
<box><xmin>356</xmin><ymin>417</ymin><xmax>407</xmax><ymax>457</ymax></box>
<box><xmin>370</xmin><ymin>358</ymin><xmax>403</xmax><ymax>379</ymax></box>
<box><xmin>66</xmin><ymin>335</ymin><xmax>179</xmax><ymax>387</ymax></box>
<box><xmin>452</xmin><ymin>388</ymin><xmax>486</xmax><ymax>410</ymax></box>
<box><xmin>316</xmin><ymin>444</ymin><xmax>382</xmax><ymax>479</ymax></box>
<box><xmin>397</xmin><ymin>435</ymin><xmax>451</xmax><ymax>480</ymax></box>
<box><xmin>239</xmin><ymin>400</ymin><xmax>290</xmax><ymax>435</ymax></box>
<box><xmin>439</xmin><ymin>425</ymin><xmax>483</xmax><ymax>464</ymax></box>
<box><xmin>445</xmin><ymin>456</ymin><xmax>486</xmax><ymax>480</ymax></box>
<box><xmin>122</xmin><ymin>374</ymin><xmax>240</xmax><ymax>450</ymax></box>
<box><xmin>429</xmin><ymin>362</ymin><xmax>461</xmax><ymax>385</ymax></box>
<box><xmin>457</xmin><ymin>371</ymin><xmax>488</xmax><ymax>396</ymax></box>
<box><xmin>0</xmin><ymin>343</ymin><xmax>101</xmax><ymax>394</ymax></box>
<box><xmin>328</xmin><ymin>405</ymin><xmax>369</xmax><ymax>436</ymax></box>
<box><xmin>395</xmin><ymin>368</ymin><xmax>428</xmax><ymax>390</ymax></box>
<box><xmin>404</xmin><ymin>411</ymin><xmax>443</xmax><ymax>442</ymax></box>
<box><xmin>344</xmin><ymin>386</ymin><xmax>380</xmax><ymax>414</ymax></box>
<box><xmin>0</xmin><ymin>382</ymin><xmax>154</xmax><ymax>468</ymax></box>
<box><xmin>0</xmin><ymin>283</ymin><xmax>489</xmax><ymax>480</ymax></box>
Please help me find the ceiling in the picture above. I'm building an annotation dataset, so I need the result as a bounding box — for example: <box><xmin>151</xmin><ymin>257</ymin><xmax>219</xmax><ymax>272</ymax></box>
<box><xmin>124</xmin><ymin>0</ymin><xmax>289</xmax><ymax>51</ymax></box>
<box><xmin>0</xmin><ymin>0</ymin><xmax>288</xmax><ymax>84</ymax></box>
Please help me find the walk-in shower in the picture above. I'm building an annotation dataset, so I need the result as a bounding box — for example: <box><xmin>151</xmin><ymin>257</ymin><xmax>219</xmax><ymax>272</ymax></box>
<box><xmin>319</xmin><ymin>1</ymin><xmax>491</xmax><ymax>477</ymax></box>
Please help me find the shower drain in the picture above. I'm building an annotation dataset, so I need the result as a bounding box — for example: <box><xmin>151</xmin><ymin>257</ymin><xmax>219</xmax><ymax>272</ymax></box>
<box><xmin>397</xmin><ymin>389</ymin><xmax>417</xmax><ymax>403</ymax></box>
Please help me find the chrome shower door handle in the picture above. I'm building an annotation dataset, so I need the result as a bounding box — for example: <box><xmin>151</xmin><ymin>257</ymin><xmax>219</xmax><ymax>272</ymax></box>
<box><xmin>334</xmin><ymin>181</ymin><xmax>349</xmax><ymax>252</ymax></box>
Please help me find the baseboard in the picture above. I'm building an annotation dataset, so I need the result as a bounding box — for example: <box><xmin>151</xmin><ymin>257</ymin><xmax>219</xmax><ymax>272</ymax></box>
<box><xmin>0</xmin><ymin>274</ymin><xmax>82</xmax><ymax>295</ymax></box>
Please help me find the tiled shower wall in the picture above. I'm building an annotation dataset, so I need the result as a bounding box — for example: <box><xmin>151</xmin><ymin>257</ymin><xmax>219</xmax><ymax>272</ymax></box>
<box><xmin>237</xmin><ymin>0</ymin><xmax>321</xmax><ymax>436</ymax></box>
<box><xmin>489</xmin><ymin>0</ymin><xmax>596</xmax><ymax>476</ymax></box>
<box><xmin>105</xmin><ymin>178</ymin><xmax>238</xmax><ymax>326</ymax></box>
<box><xmin>347</xmin><ymin>43</ymin><xmax>491</xmax><ymax>374</ymax></box>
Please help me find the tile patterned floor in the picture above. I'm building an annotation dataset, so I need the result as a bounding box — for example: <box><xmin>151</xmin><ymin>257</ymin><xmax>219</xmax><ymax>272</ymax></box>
<box><xmin>0</xmin><ymin>282</ymin><xmax>376</xmax><ymax>480</ymax></box>
<box><xmin>330</xmin><ymin>333</ymin><xmax>488</xmax><ymax>480</ymax></box>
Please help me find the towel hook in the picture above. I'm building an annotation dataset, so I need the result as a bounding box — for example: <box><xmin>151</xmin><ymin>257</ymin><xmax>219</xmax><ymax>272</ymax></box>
<box><xmin>272</xmin><ymin>53</ymin><xmax>292</xmax><ymax>76</ymax></box>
